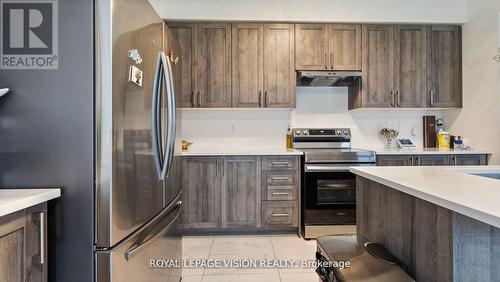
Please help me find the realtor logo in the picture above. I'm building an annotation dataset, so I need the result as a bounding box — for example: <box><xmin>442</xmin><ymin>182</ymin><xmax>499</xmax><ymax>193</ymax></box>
<box><xmin>1</xmin><ymin>1</ymin><xmax>58</xmax><ymax>69</ymax></box>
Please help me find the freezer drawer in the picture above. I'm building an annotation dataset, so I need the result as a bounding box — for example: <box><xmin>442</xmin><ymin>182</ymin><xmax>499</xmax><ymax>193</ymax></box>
<box><xmin>96</xmin><ymin>197</ymin><xmax>182</xmax><ymax>282</ymax></box>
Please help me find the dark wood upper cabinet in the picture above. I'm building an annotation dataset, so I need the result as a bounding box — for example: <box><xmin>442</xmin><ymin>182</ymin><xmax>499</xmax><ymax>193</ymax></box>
<box><xmin>295</xmin><ymin>23</ymin><xmax>361</xmax><ymax>71</ymax></box>
<box><xmin>427</xmin><ymin>25</ymin><xmax>462</xmax><ymax>108</ymax></box>
<box><xmin>361</xmin><ymin>25</ymin><xmax>396</xmax><ymax>108</ymax></box>
<box><xmin>169</xmin><ymin>23</ymin><xmax>196</xmax><ymax>108</ymax></box>
<box><xmin>196</xmin><ymin>23</ymin><xmax>232</xmax><ymax>108</ymax></box>
<box><xmin>263</xmin><ymin>24</ymin><xmax>296</xmax><ymax>108</ymax></box>
<box><xmin>181</xmin><ymin>157</ymin><xmax>221</xmax><ymax>229</ymax></box>
<box><xmin>295</xmin><ymin>24</ymin><xmax>328</xmax><ymax>70</ymax></box>
<box><xmin>394</xmin><ymin>25</ymin><xmax>428</xmax><ymax>108</ymax></box>
<box><xmin>329</xmin><ymin>24</ymin><xmax>362</xmax><ymax>70</ymax></box>
<box><xmin>232</xmin><ymin>23</ymin><xmax>295</xmax><ymax>108</ymax></box>
<box><xmin>232</xmin><ymin>24</ymin><xmax>264</xmax><ymax>108</ymax></box>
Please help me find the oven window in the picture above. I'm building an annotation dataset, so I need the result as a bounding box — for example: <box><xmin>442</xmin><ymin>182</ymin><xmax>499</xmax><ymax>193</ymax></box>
<box><xmin>317</xmin><ymin>179</ymin><xmax>356</xmax><ymax>204</ymax></box>
<box><xmin>304</xmin><ymin>171</ymin><xmax>356</xmax><ymax>209</ymax></box>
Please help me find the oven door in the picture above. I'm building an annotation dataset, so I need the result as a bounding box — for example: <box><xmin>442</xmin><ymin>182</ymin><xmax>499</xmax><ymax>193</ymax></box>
<box><xmin>302</xmin><ymin>164</ymin><xmax>372</xmax><ymax>225</ymax></box>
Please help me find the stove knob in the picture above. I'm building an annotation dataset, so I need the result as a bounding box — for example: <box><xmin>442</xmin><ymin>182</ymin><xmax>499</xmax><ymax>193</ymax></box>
<box><xmin>343</xmin><ymin>129</ymin><xmax>350</xmax><ymax>135</ymax></box>
<box><xmin>295</xmin><ymin>130</ymin><xmax>301</xmax><ymax>136</ymax></box>
<box><xmin>335</xmin><ymin>129</ymin><xmax>342</xmax><ymax>135</ymax></box>
<box><xmin>303</xmin><ymin>130</ymin><xmax>309</xmax><ymax>135</ymax></box>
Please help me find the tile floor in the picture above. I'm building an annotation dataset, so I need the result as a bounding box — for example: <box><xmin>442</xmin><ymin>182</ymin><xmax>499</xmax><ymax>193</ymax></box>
<box><xmin>182</xmin><ymin>234</ymin><xmax>318</xmax><ymax>282</ymax></box>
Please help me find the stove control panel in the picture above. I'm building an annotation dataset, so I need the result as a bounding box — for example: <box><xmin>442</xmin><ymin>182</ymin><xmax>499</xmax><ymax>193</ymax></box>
<box><xmin>293</xmin><ymin>128</ymin><xmax>351</xmax><ymax>138</ymax></box>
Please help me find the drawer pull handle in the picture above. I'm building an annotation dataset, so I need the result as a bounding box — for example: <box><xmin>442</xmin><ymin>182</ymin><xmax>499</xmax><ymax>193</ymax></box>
<box><xmin>271</xmin><ymin>161</ymin><xmax>289</xmax><ymax>166</ymax></box>
<box><xmin>271</xmin><ymin>176</ymin><xmax>290</xmax><ymax>181</ymax></box>
<box><xmin>271</xmin><ymin>192</ymin><xmax>290</xmax><ymax>196</ymax></box>
<box><xmin>336</xmin><ymin>212</ymin><xmax>347</xmax><ymax>216</ymax></box>
<box><xmin>272</xmin><ymin>213</ymin><xmax>289</xmax><ymax>217</ymax></box>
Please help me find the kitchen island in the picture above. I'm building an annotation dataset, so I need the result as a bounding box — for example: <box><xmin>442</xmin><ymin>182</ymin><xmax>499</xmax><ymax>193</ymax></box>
<box><xmin>350</xmin><ymin>166</ymin><xmax>500</xmax><ymax>282</ymax></box>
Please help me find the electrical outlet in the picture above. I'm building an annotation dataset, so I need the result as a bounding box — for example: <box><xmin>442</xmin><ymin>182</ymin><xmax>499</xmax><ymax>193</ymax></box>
<box><xmin>229</xmin><ymin>124</ymin><xmax>236</xmax><ymax>135</ymax></box>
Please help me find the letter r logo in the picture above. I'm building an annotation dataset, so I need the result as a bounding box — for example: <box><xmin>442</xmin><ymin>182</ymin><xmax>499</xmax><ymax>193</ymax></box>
<box><xmin>2</xmin><ymin>2</ymin><xmax>54</xmax><ymax>54</ymax></box>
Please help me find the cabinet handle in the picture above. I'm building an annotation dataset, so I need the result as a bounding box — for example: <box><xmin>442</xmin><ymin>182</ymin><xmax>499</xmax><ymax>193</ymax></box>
<box><xmin>272</xmin><ymin>192</ymin><xmax>290</xmax><ymax>196</ymax></box>
<box><xmin>271</xmin><ymin>176</ymin><xmax>290</xmax><ymax>181</ymax></box>
<box><xmin>429</xmin><ymin>90</ymin><xmax>435</xmax><ymax>107</ymax></box>
<box><xmin>416</xmin><ymin>157</ymin><xmax>420</xmax><ymax>166</ymax></box>
<box><xmin>271</xmin><ymin>161</ymin><xmax>289</xmax><ymax>166</ymax></box>
<box><xmin>390</xmin><ymin>90</ymin><xmax>395</xmax><ymax>107</ymax></box>
<box><xmin>264</xmin><ymin>91</ymin><xmax>268</xmax><ymax>107</ymax></box>
<box><xmin>452</xmin><ymin>156</ymin><xmax>458</xmax><ymax>165</ymax></box>
<box><xmin>409</xmin><ymin>156</ymin><xmax>414</xmax><ymax>166</ymax></box>
<box><xmin>39</xmin><ymin>212</ymin><xmax>46</xmax><ymax>264</ymax></box>
<box><xmin>330</xmin><ymin>53</ymin><xmax>333</xmax><ymax>69</ymax></box>
<box><xmin>325</xmin><ymin>53</ymin><xmax>328</xmax><ymax>69</ymax></box>
<box><xmin>397</xmin><ymin>90</ymin><xmax>401</xmax><ymax>107</ymax></box>
<box><xmin>197</xmin><ymin>91</ymin><xmax>202</xmax><ymax>107</ymax></box>
<box><xmin>272</xmin><ymin>213</ymin><xmax>289</xmax><ymax>217</ymax></box>
<box><xmin>191</xmin><ymin>91</ymin><xmax>196</xmax><ymax>107</ymax></box>
<box><xmin>259</xmin><ymin>91</ymin><xmax>263</xmax><ymax>107</ymax></box>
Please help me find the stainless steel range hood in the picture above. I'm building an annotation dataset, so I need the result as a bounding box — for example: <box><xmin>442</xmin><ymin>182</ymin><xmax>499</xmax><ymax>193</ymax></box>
<box><xmin>297</xmin><ymin>71</ymin><xmax>362</xmax><ymax>87</ymax></box>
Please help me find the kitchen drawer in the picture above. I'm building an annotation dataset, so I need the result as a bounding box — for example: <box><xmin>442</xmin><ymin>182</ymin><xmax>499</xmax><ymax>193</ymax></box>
<box><xmin>262</xmin><ymin>156</ymin><xmax>298</xmax><ymax>170</ymax></box>
<box><xmin>266</xmin><ymin>186</ymin><xmax>297</xmax><ymax>201</ymax></box>
<box><xmin>262</xmin><ymin>201</ymin><xmax>298</xmax><ymax>227</ymax></box>
<box><xmin>265</xmin><ymin>170</ymin><xmax>298</xmax><ymax>185</ymax></box>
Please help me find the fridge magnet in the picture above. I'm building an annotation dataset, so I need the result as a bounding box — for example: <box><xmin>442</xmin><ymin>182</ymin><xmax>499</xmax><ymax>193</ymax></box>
<box><xmin>128</xmin><ymin>49</ymin><xmax>143</xmax><ymax>64</ymax></box>
<box><xmin>168</xmin><ymin>48</ymin><xmax>179</xmax><ymax>64</ymax></box>
<box><xmin>129</xmin><ymin>65</ymin><xmax>144</xmax><ymax>87</ymax></box>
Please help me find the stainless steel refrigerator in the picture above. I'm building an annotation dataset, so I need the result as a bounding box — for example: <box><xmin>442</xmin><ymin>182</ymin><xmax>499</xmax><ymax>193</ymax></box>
<box><xmin>0</xmin><ymin>0</ymin><xmax>182</xmax><ymax>281</ymax></box>
<box><xmin>94</xmin><ymin>0</ymin><xmax>182</xmax><ymax>280</ymax></box>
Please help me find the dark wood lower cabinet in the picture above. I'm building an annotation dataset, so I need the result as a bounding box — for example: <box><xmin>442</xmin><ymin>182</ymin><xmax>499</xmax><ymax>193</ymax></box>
<box><xmin>181</xmin><ymin>156</ymin><xmax>300</xmax><ymax>233</ymax></box>
<box><xmin>377</xmin><ymin>154</ymin><xmax>488</xmax><ymax>166</ymax></box>
<box><xmin>221</xmin><ymin>156</ymin><xmax>262</xmax><ymax>228</ymax></box>
<box><xmin>181</xmin><ymin>157</ymin><xmax>221</xmax><ymax>229</ymax></box>
<box><xmin>0</xmin><ymin>204</ymin><xmax>46</xmax><ymax>282</ymax></box>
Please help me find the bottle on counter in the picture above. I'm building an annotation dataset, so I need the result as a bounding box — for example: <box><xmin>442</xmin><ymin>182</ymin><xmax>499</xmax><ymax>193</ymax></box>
<box><xmin>286</xmin><ymin>126</ymin><xmax>293</xmax><ymax>149</ymax></box>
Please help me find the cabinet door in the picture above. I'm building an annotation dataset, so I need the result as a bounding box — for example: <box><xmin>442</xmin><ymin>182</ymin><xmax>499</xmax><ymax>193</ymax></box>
<box><xmin>414</xmin><ymin>155</ymin><xmax>449</xmax><ymax>166</ymax></box>
<box><xmin>427</xmin><ymin>25</ymin><xmax>462</xmax><ymax>108</ymax></box>
<box><xmin>232</xmin><ymin>24</ymin><xmax>264</xmax><ymax>108</ymax></box>
<box><xmin>377</xmin><ymin>155</ymin><xmax>413</xmax><ymax>166</ymax></box>
<box><xmin>169</xmin><ymin>23</ymin><xmax>196</xmax><ymax>108</ymax></box>
<box><xmin>0</xmin><ymin>205</ymin><xmax>46</xmax><ymax>282</ymax></box>
<box><xmin>196</xmin><ymin>23</ymin><xmax>232</xmax><ymax>107</ymax></box>
<box><xmin>263</xmin><ymin>24</ymin><xmax>296</xmax><ymax>108</ymax></box>
<box><xmin>181</xmin><ymin>157</ymin><xmax>221</xmax><ymax>229</ymax></box>
<box><xmin>361</xmin><ymin>25</ymin><xmax>396</xmax><ymax>107</ymax></box>
<box><xmin>450</xmin><ymin>155</ymin><xmax>487</xmax><ymax>166</ymax></box>
<box><xmin>221</xmin><ymin>156</ymin><xmax>262</xmax><ymax>228</ymax></box>
<box><xmin>394</xmin><ymin>25</ymin><xmax>427</xmax><ymax>108</ymax></box>
<box><xmin>295</xmin><ymin>24</ymin><xmax>328</xmax><ymax>70</ymax></box>
<box><xmin>328</xmin><ymin>24</ymin><xmax>361</xmax><ymax>70</ymax></box>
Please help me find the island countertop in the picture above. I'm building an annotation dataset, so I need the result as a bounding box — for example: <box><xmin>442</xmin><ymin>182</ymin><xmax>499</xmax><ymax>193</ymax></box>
<box><xmin>0</xmin><ymin>188</ymin><xmax>61</xmax><ymax>217</ymax></box>
<box><xmin>350</xmin><ymin>166</ymin><xmax>500</xmax><ymax>229</ymax></box>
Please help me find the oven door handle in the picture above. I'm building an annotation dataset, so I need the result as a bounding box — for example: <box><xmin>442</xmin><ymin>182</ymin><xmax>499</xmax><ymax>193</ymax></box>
<box><xmin>304</xmin><ymin>164</ymin><xmax>353</xmax><ymax>172</ymax></box>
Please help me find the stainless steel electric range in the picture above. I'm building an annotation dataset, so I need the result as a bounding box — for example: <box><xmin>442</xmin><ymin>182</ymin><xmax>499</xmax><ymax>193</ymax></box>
<box><xmin>292</xmin><ymin>128</ymin><xmax>376</xmax><ymax>239</ymax></box>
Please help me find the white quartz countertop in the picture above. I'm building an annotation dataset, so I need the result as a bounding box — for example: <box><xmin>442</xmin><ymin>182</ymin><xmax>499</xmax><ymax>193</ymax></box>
<box><xmin>365</xmin><ymin>147</ymin><xmax>492</xmax><ymax>155</ymax></box>
<box><xmin>350</xmin><ymin>166</ymin><xmax>500</xmax><ymax>228</ymax></box>
<box><xmin>181</xmin><ymin>146</ymin><xmax>303</xmax><ymax>156</ymax></box>
<box><xmin>0</xmin><ymin>189</ymin><xmax>61</xmax><ymax>217</ymax></box>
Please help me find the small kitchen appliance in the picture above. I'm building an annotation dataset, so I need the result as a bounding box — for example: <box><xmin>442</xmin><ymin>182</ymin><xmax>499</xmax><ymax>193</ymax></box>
<box><xmin>293</xmin><ymin>128</ymin><xmax>376</xmax><ymax>239</ymax></box>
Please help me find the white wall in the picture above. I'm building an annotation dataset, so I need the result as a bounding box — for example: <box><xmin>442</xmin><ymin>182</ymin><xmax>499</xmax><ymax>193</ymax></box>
<box><xmin>150</xmin><ymin>0</ymin><xmax>466</xmax><ymax>23</ymax></box>
<box><xmin>181</xmin><ymin>87</ymin><xmax>442</xmax><ymax>150</ymax></box>
<box><xmin>442</xmin><ymin>0</ymin><xmax>500</xmax><ymax>164</ymax></box>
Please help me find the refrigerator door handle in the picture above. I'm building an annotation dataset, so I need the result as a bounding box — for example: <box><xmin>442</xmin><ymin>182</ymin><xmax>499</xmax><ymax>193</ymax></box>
<box><xmin>160</xmin><ymin>51</ymin><xmax>176</xmax><ymax>179</ymax></box>
<box><xmin>151</xmin><ymin>52</ymin><xmax>164</xmax><ymax>179</ymax></box>
<box><xmin>124</xmin><ymin>201</ymin><xmax>182</xmax><ymax>261</ymax></box>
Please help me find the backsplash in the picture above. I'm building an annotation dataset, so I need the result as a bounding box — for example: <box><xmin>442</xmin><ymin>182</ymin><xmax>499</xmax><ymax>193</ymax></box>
<box><xmin>181</xmin><ymin>87</ymin><xmax>443</xmax><ymax>149</ymax></box>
